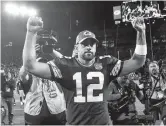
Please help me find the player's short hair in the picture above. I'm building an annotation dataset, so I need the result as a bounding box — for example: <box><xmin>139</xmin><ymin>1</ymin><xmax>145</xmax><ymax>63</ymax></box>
<box><xmin>72</xmin><ymin>45</ymin><xmax>78</xmax><ymax>58</ymax></box>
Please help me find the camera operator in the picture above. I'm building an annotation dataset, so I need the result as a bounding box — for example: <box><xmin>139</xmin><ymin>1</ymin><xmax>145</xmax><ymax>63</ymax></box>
<box><xmin>19</xmin><ymin>38</ymin><xmax>66</xmax><ymax>125</ymax></box>
<box><xmin>108</xmin><ymin>74</ymin><xmax>144</xmax><ymax>125</ymax></box>
<box><xmin>146</xmin><ymin>61</ymin><xmax>166</xmax><ymax>124</ymax></box>
<box><xmin>20</xmin><ymin>59</ymin><xmax>66</xmax><ymax>125</ymax></box>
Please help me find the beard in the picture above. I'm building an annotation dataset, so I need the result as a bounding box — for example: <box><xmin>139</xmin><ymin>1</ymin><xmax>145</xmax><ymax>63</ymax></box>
<box><xmin>82</xmin><ymin>52</ymin><xmax>94</xmax><ymax>61</ymax></box>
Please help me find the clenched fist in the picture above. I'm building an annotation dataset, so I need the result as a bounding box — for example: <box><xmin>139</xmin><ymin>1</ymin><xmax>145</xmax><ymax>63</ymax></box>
<box><xmin>27</xmin><ymin>16</ymin><xmax>43</xmax><ymax>34</ymax></box>
<box><xmin>131</xmin><ymin>17</ymin><xmax>146</xmax><ymax>32</ymax></box>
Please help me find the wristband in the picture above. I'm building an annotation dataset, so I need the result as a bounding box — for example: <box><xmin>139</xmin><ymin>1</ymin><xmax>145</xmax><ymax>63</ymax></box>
<box><xmin>134</xmin><ymin>45</ymin><xmax>147</xmax><ymax>55</ymax></box>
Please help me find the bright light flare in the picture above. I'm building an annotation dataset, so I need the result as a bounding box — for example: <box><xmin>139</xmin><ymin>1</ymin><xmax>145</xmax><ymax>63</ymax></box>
<box><xmin>28</xmin><ymin>8</ymin><xmax>37</xmax><ymax>16</ymax></box>
<box><xmin>5</xmin><ymin>3</ymin><xmax>19</xmax><ymax>16</ymax></box>
<box><xmin>19</xmin><ymin>6</ymin><xmax>28</xmax><ymax>16</ymax></box>
<box><xmin>5</xmin><ymin>3</ymin><xmax>38</xmax><ymax>17</ymax></box>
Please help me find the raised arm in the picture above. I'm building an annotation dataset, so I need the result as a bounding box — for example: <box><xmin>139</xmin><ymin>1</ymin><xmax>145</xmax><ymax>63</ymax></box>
<box><xmin>23</xmin><ymin>17</ymin><xmax>52</xmax><ymax>79</ymax></box>
<box><xmin>119</xmin><ymin>17</ymin><xmax>147</xmax><ymax>76</ymax></box>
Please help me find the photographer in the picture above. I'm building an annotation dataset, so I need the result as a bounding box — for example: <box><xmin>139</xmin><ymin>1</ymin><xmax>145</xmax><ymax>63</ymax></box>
<box><xmin>145</xmin><ymin>61</ymin><xmax>166</xmax><ymax>125</ymax></box>
<box><xmin>19</xmin><ymin>34</ymin><xmax>66</xmax><ymax>125</ymax></box>
<box><xmin>108</xmin><ymin>75</ymin><xmax>144</xmax><ymax>125</ymax></box>
<box><xmin>20</xmin><ymin>59</ymin><xmax>66</xmax><ymax>125</ymax></box>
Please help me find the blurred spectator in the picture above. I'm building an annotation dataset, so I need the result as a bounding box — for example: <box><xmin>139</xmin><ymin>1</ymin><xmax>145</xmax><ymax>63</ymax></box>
<box><xmin>16</xmin><ymin>79</ymin><xmax>25</xmax><ymax>106</ymax></box>
<box><xmin>1</xmin><ymin>70</ymin><xmax>7</xmax><ymax>124</ymax></box>
<box><xmin>108</xmin><ymin>75</ymin><xmax>144</xmax><ymax>125</ymax></box>
<box><xmin>1</xmin><ymin>71</ymin><xmax>15</xmax><ymax>125</ymax></box>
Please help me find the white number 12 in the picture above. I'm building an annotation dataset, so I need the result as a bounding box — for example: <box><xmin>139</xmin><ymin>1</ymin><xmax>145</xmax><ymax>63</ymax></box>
<box><xmin>73</xmin><ymin>72</ymin><xmax>104</xmax><ymax>103</ymax></box>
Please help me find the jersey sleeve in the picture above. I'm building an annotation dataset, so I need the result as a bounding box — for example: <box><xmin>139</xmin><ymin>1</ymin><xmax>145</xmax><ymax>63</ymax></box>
<box><xmin>47</xmin><ymin>58</ymin><xmax>63</xmax><ymax>81</ymax></box>
<box><xmin>101</xmin><ymin>55</ymin><xmax>124</xmax><ymax>79</ymax></box>
<box><xmin>47</xmin><ymin>57</ymin><xmax>76</xmax><ymax>90</ymax></box>
<box><xmin>110</xmin><ymin>59</ymin><xmax>123</xmax><ymax>78</ymax></box>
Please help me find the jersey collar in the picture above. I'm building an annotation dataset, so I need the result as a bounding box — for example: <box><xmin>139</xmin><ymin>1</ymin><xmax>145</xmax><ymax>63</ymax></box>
<box><xmin>75</xmin><ymin>57</ymin><xmax>95</xmax><ymax>68</ymax></box>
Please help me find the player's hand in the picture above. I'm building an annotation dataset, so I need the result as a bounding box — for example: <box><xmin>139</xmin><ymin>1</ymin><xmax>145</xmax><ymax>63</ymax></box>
<box><xmin>27</xmin><ymin>16</ymin><xmax>43</xmax><ymax>34</ymax></box>
<box><xmin>131</xmin><ymin>17</ymin><xmax>146</xmax><ymax>32</ymax></box>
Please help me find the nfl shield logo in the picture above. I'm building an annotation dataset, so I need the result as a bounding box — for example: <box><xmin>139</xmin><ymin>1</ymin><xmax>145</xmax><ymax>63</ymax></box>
<box><xmin>94</xmin><ymin>63</ymin><xmax>103</xmax><ymax>70</ymax></box>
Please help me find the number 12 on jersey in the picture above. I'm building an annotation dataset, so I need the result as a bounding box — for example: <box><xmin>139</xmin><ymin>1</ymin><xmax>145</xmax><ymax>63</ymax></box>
<box><xmin>73</xmin><ymin>72</ymin><xmax>104</xmax><ymax>103</ymax></box>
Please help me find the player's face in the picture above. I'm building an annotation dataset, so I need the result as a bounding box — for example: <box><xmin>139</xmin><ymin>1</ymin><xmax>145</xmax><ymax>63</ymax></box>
<box><xmin>149</xmin><ymin>63</ymin><xmax>159</xmax><ymax>75</ymax></box>
<box><xmin>77</xmin><ymin>38</ymin><xmax>97</xmax><ymax>61</ymax></box>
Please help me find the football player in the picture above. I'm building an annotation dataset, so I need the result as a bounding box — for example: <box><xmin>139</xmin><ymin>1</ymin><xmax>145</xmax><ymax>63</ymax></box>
<box><xmin>22</xmin><ymin>16</ymin><xmax>147</xmax><ymax>125</ymax></box>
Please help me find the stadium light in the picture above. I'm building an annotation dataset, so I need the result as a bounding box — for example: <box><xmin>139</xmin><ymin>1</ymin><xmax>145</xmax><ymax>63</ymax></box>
<box><xmin>5</xmin><ymin>3</ymin><xmax>37</xmax><ymax>17</ymax></box>
<box><xmin>5</xmin><ymin>3</ymin><xmax>19</xmax><ymax>16</ymax></box>
<box><xmin>28</xmin><ymin>8</ymin><xmax>37</xmax><ymax>16</ymax></box>
<box><xmin>19</xmin><ymin>6</ymin><xmax>28</xmax><ymax>16</ymax></box>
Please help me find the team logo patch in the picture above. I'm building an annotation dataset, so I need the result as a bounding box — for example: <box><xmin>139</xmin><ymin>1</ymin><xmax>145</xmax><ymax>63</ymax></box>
<box><xmin>94</xmin><ymin>63</ymin><xmax>103</xmax><ymax>70</ymax></box>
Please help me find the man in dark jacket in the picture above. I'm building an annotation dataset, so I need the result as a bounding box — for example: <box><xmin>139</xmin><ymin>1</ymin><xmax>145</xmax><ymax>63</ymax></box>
<box><xmin>1</xmin><ymin>71</ymin><xmax>15</xmax><ymax>125</ymax></box>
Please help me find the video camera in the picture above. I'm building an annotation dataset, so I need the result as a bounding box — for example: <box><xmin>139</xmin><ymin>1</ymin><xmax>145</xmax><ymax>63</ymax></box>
<box><xmin>37</xmin><ymin>30</ymin><xmax>58</xmax><ymax>54</ymax></box>
<box><xmin>108</xmin><ymin>81</ymin><xmax>136</xmax><ymax>113</ymax></box>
